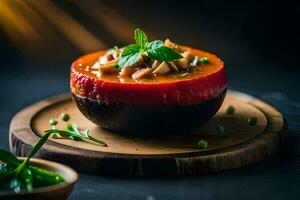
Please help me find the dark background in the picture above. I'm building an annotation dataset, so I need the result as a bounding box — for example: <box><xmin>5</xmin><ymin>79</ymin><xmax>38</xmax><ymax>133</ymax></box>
<box><xmin>0</xmin><ymin>0</ymin><xmax>299</xmax><ymax>199</ymax></box>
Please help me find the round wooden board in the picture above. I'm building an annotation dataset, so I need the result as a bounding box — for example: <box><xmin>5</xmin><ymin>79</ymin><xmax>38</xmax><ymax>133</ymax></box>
<box><xmin>9</xmin><ymin>91</ymin><xmax>287</xmax><ymax>176</ymax></box>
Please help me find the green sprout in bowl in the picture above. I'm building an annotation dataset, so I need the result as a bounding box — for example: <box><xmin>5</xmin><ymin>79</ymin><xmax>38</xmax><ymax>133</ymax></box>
<box><xmin>0</xmin><ymin>132</ymin><xmax>64</xmax><ymax>193</ymax></box>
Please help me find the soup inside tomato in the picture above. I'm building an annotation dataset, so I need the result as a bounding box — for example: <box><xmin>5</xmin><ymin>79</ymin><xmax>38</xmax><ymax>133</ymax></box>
<box><xmin>73</xmin><ymin>48</ymin><xmax>223</xmax><ymax>84</ymax></box>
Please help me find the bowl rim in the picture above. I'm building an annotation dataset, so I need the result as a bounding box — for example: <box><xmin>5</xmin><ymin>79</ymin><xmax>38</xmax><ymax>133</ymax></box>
<box><xmin>0</xmin><ymin>157</ymin><xmax>78</xmax><ymax>196</ymax></box>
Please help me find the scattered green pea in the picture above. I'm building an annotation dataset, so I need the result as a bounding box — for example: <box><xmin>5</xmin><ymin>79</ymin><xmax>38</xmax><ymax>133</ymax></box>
<box><xmin>216</xmin><ymin>125</ymin><xmax>230</xmax><ymax>138</ymax></box>
<box><xmin>114</xmin><ymin>64</ymin><xmax>120</xmax><ymax>69</ymax></box>
<box><xmin>197</xmin><ymin>140</ymin><xmax>208</xmax><ymax>149</ymax></box>
<box><xmin>49</xmin><ymin>118</ymin><xmax>58</xmax><ymax>126</ymax></box>
<box><xmin>199</xmin><ymin>57</ymin><xmax>209</xmax><ymax>64</ymax></box>
<box><xmin>60</xmin><ymin>112</ymin><xmax>70</xmax><ymax>121</ymax></box>
<box><xmin>52</xmin><ymin>133</ymin><xmax>59</xmax><ymax>139</ymax></box>
<box><xmin>226</xmin><ymin>105</ymin><xmax>235</xmax><ymax>115</ymax></box>
<box><xmin>248</xmin><ymin>116</ymin><xmax>258</xmax><ymax>126</ymax></box>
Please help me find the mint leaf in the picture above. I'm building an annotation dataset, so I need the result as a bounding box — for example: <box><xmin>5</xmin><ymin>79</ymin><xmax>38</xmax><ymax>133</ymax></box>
<box><xmin>122</xmin><ymin>44</ymin><xmax>141</xmax><ymax>56</ymax></box>
<box><xmin>118</xmin><ymin>52</ymin><xmax>141</xmax><ymax>68</ymax></box>
<box><xmin>117</xmin><ymin>29</ymin><xmax>182</xmax><ymax>68</ymax></box>
<box><xmin>134</xmin><ymin>28</ymin><xmax>148</xmax><ymax>48</ymax></box>
<box><xmin>145</xmin><ymin>40</ymin><xmax>164</xmax><ymax>50</ymax></box>
<box><xmin>147</xmin><ymin>46</ymin><xmax>182</xmax><ymax>61</ymax></box>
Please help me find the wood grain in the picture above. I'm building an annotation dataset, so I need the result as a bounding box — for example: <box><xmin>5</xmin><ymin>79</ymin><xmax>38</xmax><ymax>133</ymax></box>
<box><xmin>9</xmin><ymin>91</ymin><xmax>287</xmax><ymax>176</ymax></box>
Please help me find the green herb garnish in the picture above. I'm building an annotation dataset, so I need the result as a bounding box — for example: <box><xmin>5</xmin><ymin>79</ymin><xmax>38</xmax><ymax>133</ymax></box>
<box><xmin>199</xmin><ymin>57</ymin><xmax>209</xmax><ymax>64</ymax></box>
<box><xmin>197</xmin><ymin>140</ymin><xmax>208</xmax><ymax>149</ymax></box>
<box><xmin>60</xmin><ymin>112</ymin><xmax>70</xmax><ymax>122</ymax></box>
<box><xmin>0</xmin><ymin>132</ymin><xmax>64</xmax><ymax>192</ymax></box>
<box><xmin>226</xmin><ymin>105</ymin><xmax>235</xmax><ymax>115</ymax></box>
<box><xmin>216</xmin><ymin>125</ymin><xmax>230</xmax><ymax>138</ymax></box>
<box><xmin>116</xmin><ymin>28</ymin><xmax>183</xmax><ymax>69</ymax></box>
<box><xmin>46</xmin><ymin>123</ymin><xmax>107</xmax><ymax>147</ymax></box>
<box><xmin>248</xmin><ymin>116</ymin><xmax>258</xmax><ymax>126</ymax></box>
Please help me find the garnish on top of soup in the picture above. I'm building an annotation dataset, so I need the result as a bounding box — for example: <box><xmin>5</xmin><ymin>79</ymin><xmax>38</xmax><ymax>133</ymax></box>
<box><xmin>90</xmin><ymin>28</ymin><xmax>211</xmax><ymax>81</ymax></box>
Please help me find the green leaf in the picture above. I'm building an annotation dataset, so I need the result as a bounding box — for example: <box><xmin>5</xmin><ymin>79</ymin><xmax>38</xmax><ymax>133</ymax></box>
<box><xmin>134</xmin><ymin>28</ymin><xmax>148</xmax><ymax>48</ymax></box>
<box><xmin>122</xmin><ymin>44</ymin><xmax>141</xmax><ymax>56</ymax></box>
<box><xmin>70</xmin><ymin>124</ymin><xmax>80</xmax><ymax>136</ymax></box>
<box><xmin>145</xmin><ymin>40</ymin><xmax>164</xmax><ymax>50</ymax></box>
<box><xmin>0</xmin><ymin>150</ymin><xmax>19</xmax><ymax>166</ymax></box>
<box><xmin>15</xmin><ymin>131</ymin><xmax>53</xmax><ymax>175</ymax></box>
<box><xmin>117</xmin><ymin>52</ymin><xmax>142</xmax><ymax>68</ymax></box>
<box><xmin>27</xmin><ymin>131</ymin><xmax>52</xmax><ymax>161</ymax></box>
<box><xmin>147</xmin><ymin>46</ymin><xmax>182</xmax><ymax>61</ymax></box>
<box><xmin>65</xmin><ymin>123</ymin><xmax>82</xmax><ymax>141</ymax></box>
<box><xmin>66</xmin><ymin>123</ymin><xmax>74</xmax><ymax>132</ymax></box>
<box><xmin>84</xmin><ymin>130</ymin><xmax>107</xmax><ymax>147</ymax></box>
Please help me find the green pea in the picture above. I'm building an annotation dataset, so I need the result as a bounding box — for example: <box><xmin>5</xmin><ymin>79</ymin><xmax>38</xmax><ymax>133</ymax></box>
<box><xmin>199</xmin><ymin>57</ymin><xmax>209</xmax><ymax>64</ymax></box>
<box><xmin>52</xmin><ymin>133</ymin><xmax>59</xmax><ymax>139</ymax></box>
<box><xmin>248</xmin><ymin>116</ymin><xmax>257</xmax><ymax>126</ymax></box>
<box><xmin>197</xmin><ymin>140</ymin><xmax>208</xmax><ymax>149</ymax></box>
<box><xmin>49</xmin><ymin>119</ymin><xmax>58</xmax><ymax>126</ymax></box>
<box><xmin>60</xmin><ymin>112</ymin><xmax>70</xmax><ymax>121</ymax></box>
<box><xmin>226</xmin><ymin>105</ymin><xmax>235</xmax><ymax>115</ymax></box>
<box><xmin>114</xmin><ymin>64</ymin><xmax>120</xmax><ymax>69</ymax></box>
<box><xmin>216</xmin><ymin>125</ymin><xmax>230</xmax><ymax>138</ymax></box>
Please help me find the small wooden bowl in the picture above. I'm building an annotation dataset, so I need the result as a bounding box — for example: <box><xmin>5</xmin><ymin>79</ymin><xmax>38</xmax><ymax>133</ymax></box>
<box><xmin>0</xmin><ymin>158</ymin><xmax>78</xmax><ymax>200</ymax></box>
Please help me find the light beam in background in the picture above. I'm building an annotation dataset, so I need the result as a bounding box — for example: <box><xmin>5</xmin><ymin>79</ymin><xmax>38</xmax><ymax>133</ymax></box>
<box><xmin>69</xmin><ymin>0</ymin><xmax>135</xmax><ymax>44</ymax></box>
<box><xmin>69</xmin><ymin>0</ymin><xmax>155</xmax><ymax>44</ymax></box>
<box><xmin>25</xmin><ymin>0</ymin><xmax>107</xmax><ymax>53</ymax></box>
<box><xmin>0</xmin><ymin>0</ymin><xmax>148</xmax><ymax>62</ymax></box>
<box><xmin>9</xmin><ymin>0</ymin><xmax>78</xmax><ymax>60</ymax></box>
<box><xmin>0</xmin><ymin>0</ymin><xmax>46</xmax><ymax>59</ymax></box>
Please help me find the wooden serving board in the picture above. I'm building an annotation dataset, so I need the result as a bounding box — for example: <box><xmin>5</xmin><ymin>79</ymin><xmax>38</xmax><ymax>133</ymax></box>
<box><xmin>9</xmin><ymin>91</ymin><xmax>287</xmax><ymax>176</ymax></box>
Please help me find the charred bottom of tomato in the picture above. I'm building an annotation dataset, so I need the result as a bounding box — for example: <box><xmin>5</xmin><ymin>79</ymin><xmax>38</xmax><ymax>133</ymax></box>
<box><xmin>72</xmin><ymin>89</ymin><xmax>227</xmax><ymax>136</ymax></box>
